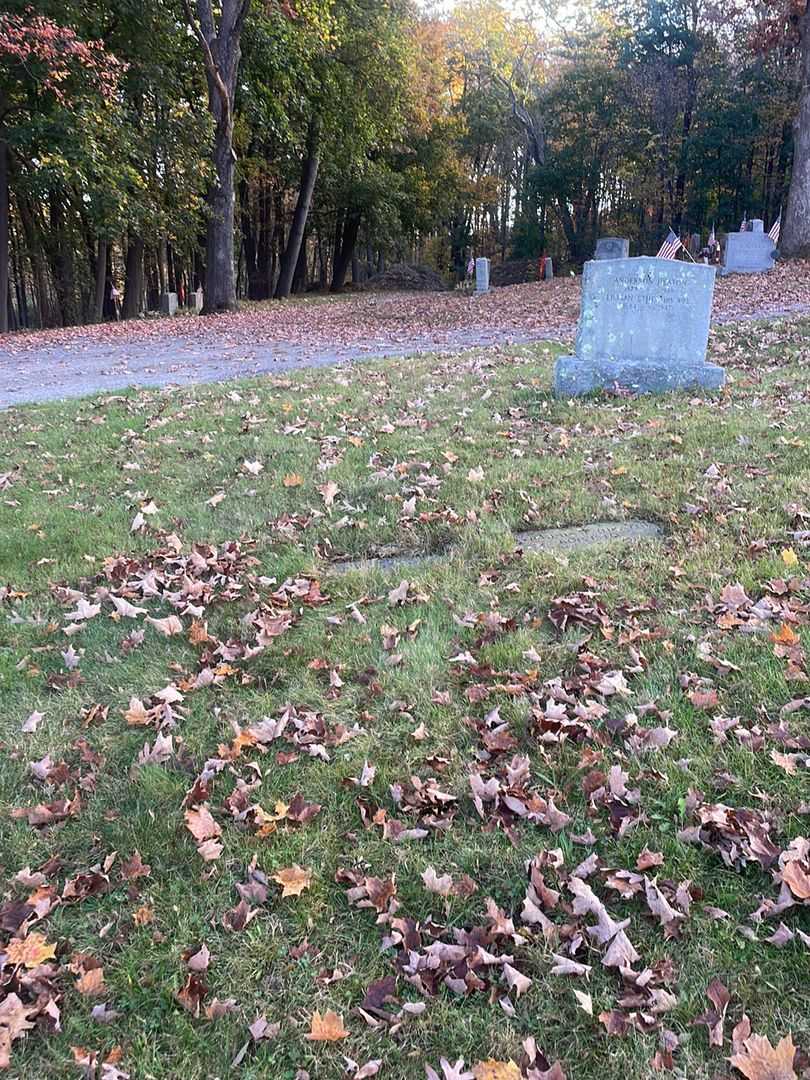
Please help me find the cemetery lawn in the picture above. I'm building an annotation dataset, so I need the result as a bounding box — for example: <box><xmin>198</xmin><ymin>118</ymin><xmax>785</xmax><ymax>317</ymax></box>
<box><xmin>2</xmin><ymin>315</ymin><xmax>810</xmax><ymax>1080</ymax></box>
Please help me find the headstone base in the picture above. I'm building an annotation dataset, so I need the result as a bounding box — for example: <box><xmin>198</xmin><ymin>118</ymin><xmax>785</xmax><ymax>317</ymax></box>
<box><xmin>553</xmin><ymin>355</ymin><xmax>725</xmax><ymax>397</ymax></box>
<box><xmin>718</xmin><ymin>265</ymin><xmax>772</xmax><ymax>277</ymax></box>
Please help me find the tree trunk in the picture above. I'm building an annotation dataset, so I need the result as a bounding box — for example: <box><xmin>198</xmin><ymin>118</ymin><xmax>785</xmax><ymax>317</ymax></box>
<box><xmin>187</xmin><ymin>0</ymin><xmax>250</xmax><ymax>313</ymax></box>
<box><xmin>49</xmin><ymin>190</ymin><xmax>78</xmax><ymax>326</ymax></box>
<box><xmin>782</xmin><ymin>5</ymin><xmax>810</xmax><ymax>257</ymax></box>
<box><xmin>18</xmin><ymin>194</ymin><xmax>53</xmax><ymax>328</ymax></box>
<box><xmin>93</xmin><ymin>238</ymin><xmax>107</xmax><ymax>322</ymax></box>
<box><xmin>11</xmin><ymin>217</ymin><xmax>29</xmax><ymax>328</ymax></box>
<box><xmin>292</xmin><ymin>232</ymin><xmax>308</xmax><ymax>293</ymax></box>
<box><xmin>205</xmin><ymin>131</ymin><xmax>237</xmax><ymax>311</ymax></box>
<box><xmin>123</xmin><ymin>235</ymin><xmax>145</xmax><ymax>319</ymax></box>
<box><xmin>330</xmin><ymin>210</ymin><xmax>361</xmax><ymax>292</ymax></box>
<box><xmin>276</xmin><ymin>126</ymin><xmax>320</xmax><ymax>299</ymax></box>
<box><xmin>0</xmin><ymin>138</ymin><xmax>8</xmax><ymax>334</ymax></box>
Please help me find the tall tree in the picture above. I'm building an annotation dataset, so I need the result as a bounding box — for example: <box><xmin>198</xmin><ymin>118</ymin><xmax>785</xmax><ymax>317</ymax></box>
<box><xmin>0</xmin><ymin>137</ymin><xmax>8</xmax><ymax>332</ymax></box>
<box><xmin>782</xmin><ymin>1</ymin><xmax>810</xmax><ymax>255</ymax></box>
<box><xmin>183</xmin><ymin>0</ymin><xmax>251</xmax><ymax>313</ymax></box>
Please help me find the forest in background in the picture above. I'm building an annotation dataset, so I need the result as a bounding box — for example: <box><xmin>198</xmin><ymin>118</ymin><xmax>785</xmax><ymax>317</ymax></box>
<box><xmin>0</xmin><ymin>0</ymin><xmax>807</xmax><ymax>329</ymax></box>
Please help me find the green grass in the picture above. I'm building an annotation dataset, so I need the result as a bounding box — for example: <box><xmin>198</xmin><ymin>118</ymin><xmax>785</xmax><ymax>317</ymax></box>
<box><xmin>1</xmin><ymin>317</ymin><xmax>810</xmax><ymax>1079</ymax></box>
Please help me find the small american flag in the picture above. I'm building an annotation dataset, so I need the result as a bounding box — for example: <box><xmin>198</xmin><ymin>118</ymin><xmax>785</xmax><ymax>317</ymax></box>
<box><xmin>656</xmin><ymin>229</ymin><xmax>684</xmax><ymax>260</ymax></box>
<box><xmin>768</xmin><ymin>215</ymin><xmax>781</xmax><ymax>243</ymax></box>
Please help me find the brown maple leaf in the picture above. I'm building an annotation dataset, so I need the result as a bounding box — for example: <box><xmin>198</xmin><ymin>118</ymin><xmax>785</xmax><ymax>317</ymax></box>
<box><xmin>76</xmin><ymin>966</ymin><xmax>106</xmax><ymax>996</ymax></box>
<box><xmin>306</xmin><ymin>1009</ymin><xmax>348</xmax><ymax>1041</ymax></box>
<box><xmin>5</xmin><ymin>931</ymin><xmax>57</xmax><ymax>968</ymax></box>
<box><xmin>146</xmin><ymin>614</ymin><xmax>184</xmax><ymax>637</ymax></box>
<box><xmin>272</xmin><ymin>865</ymin><xmax>313</xmax><ymax>897</ymax></box>
<box><xmin>729</xmin><ymin>1033</ymin><xmax>797</xmax><ymax>1080</ymax></box>
<box><xmin>472</xmin><ymin>1063</ymin><xmax>522</xmax><ymax>1080</ymax></box>
<box><xmin>184</xmin><ymin>804</ymin><xmax>221</xmax><ymax>843</ymax></box>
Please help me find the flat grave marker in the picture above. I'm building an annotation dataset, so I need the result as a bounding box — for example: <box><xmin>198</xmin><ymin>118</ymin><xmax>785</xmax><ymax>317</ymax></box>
<box><xmin>329</xmin><ymin>520</ymin><xmax>664</xmax><ymax>573</ymax></box>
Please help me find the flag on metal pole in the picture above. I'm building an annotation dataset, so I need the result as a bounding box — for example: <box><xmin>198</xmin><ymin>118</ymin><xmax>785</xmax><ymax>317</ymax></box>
<box><xmin>708</xmin><ymin>222</ymin><xmax>716</xmax><ymax>247</ymax></box>
<box><xmin>768</xmin><ymin>215</ymin><xmax>781</xmax><ymax>244</ymax></box>
<box><xmin>656</xmin><ymin>228</ymin><xmax>685</xmax><ymax>260</ymax></box>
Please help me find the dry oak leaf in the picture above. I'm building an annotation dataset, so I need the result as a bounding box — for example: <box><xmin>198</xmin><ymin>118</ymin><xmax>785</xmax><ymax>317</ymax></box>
<box><xmin>124</xmin><ymin>697</ymin><xmax>150</xmax><ymax>726</ymax></box>
<box><xmin>76</xmin><ymin>966</ymin><xmax>106</xmax><ymax>996</ymax></box>
<box><xmin>306</xmin><ymin>1009</ymin><xmax>348</xmax><ymax>1041</ymax></box>
<box><xmin>146</xmin><ymin>614</ymin><xmax>183</xmax><ymax>637</ymax></box>
<box><xmin>729</xmin><ymin>1033</ymin><xmax>797</xmax><ymax>1080</ymax></box>
<box><xmin>472</xmin><ymin>1060</ymin><xmax>522</xmax><ymax>1079</ymax></box>
<box><xmin>5</xmin><ymin>931</ymin><xmax>57</xmax><ymax>968</ymax></box>
<box><xmin>272</xmin><ymin>865</ymin><xmax>312</xmax><ymax>897</ymax></box>
<box><xmin>782</xmin><ymin>860</ymin><xmax>810</xmax><ymax>901</ymax></box>
<box><xmin>133</xmin><ymin>905</ymin><xmax>154</xmax><ymax>925</ymax></box>
<box><xmin>283</xmin><ymin>473</ymin><xmax>303</xmax><ymax>488</ymax></box>
<box><xmin>0</xmin><ymin>994</ymin><xmax>37</xmax><ymax>1070</ymax></box>
<box><xmin>184</xmin><ymin>804</ymin><xmax>222</xmax><ymax>843</ymax></box>
<box><xmin>196</xmin><ymin>838</ymin><xmax>224</xmax><ymax>862</ymax></box>
<box><xmin>319</xmin><ymin>480</ymin><xmax>340</xmax><ymax>506</ymax></box>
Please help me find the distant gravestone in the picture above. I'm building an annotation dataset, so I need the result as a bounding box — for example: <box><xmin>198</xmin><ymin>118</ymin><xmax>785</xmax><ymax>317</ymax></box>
<box><xmin>543</xmin><ymin>257</ymin><xmax>554</xmax><ymax>280</ymax></box>
<box><xmin>691</xmin><ymin>232</ymin><xmax>701</xmax><ymax>254</ymax></box>
<box><xmin>595</xmin><ymin>237</ymin><xmax>629</xmax><ymax>260</ymax></box>
<box><xmin>554</xmin><ymin>256</ymin><xmax>723</xmax><ymax>396</ymax></box>
<box><xmin>160</xmin><ymin>292</ymin><xmax>178</xmax><ymax>316</ymax></box>
<box><xmin>475</xmin><ymin>257</ymin><xmax>490</xmax><ymax>293</ymax></box>
<box><xmin>720</xmin><ymin>220</ymin><xmax>776</xmax><ymax>275</ymax></box>
<box><xmin>191</xmin><ymin>288</ymin><xmax>204</xmax><ymax>312</ymax></box>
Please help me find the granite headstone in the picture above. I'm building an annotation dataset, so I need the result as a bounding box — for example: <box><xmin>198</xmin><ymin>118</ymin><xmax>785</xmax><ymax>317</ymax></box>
<box><xmin>160</xmin><ymin>291</ymin><xmax>178</xmax><ymax>316</ymax></box>
<box><xmin>720</xmin><ymin>219</ymin><xmax>776</xmax><ymax>275</ymax></box>
<box><xmin>594</xmin><ymin>237</ymin><xmax>630</xmax><ymax>260</ymax></box>
<box><xmin>475</xmin><ymin>257</ymin><xmax>490</xmax><ymax>293</ymax></box>
<box><xmin>190</xmin><ymin>288</ymin><xmax>204</xmax><ymax>312</ymax></box>
<box><xmin>554</xmin><ymin>256</ymin><xmax>723</xmax><ymax>396</ymax></box>
<box><xmin>543</xmin><ymin>257</ymin><xmax>553</xmax><ymax>280</ymax></box>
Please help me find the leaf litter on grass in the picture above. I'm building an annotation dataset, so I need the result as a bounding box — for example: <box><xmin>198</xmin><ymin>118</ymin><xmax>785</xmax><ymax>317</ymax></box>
<box><xmin>3</xmin><ymin>317</ymin><xmax>810</xmax><ymax>1077</ymax></box>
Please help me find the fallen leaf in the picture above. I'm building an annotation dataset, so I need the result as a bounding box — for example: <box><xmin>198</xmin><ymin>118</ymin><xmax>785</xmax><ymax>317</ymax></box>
<box><xmin>6</xmin><ymin>932</ymin><xmax>57</xmax><ymax>968</ymax></box>
<box><xmin>472</xmin><ymin>1061</ymin><xmax>521</xmax><ymax>1080</ymax></box>
<box><xmin>729</xmin><ymin>1032</ymin><xmax>797</xmax><ymax>1080</ymax></box>
<box><xmin>272</xmin><ymin>865</ymin><xmax>313</xmax><ymax>897</ymax></box>
<box><xmin>76</xmin><ymin>966</ymin><xmax>106</xmax><ymax>996</ymax></box>
<box><xmin>184</xmin><ymin>805</ymin><xmax>221</xmax><ymax>843</ymax></box>
<box><xmin>22</xmin><ymin>710</ymin><xmax>44</xmax><ymax>733</ymax></box>
<box><xmin>306</xmin><ymin>1009</ymin><xmax>348</xmax><ymax>1041</ymax></box>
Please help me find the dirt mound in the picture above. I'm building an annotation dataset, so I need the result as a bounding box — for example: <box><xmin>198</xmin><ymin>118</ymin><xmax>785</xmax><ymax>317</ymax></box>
<box><xmin>363</xmin><ymin>263</ymin><xmax>448</xmax><ymax>292</ymax></box>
